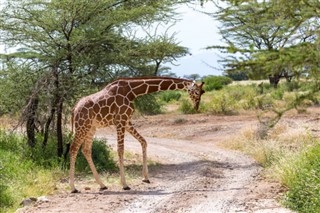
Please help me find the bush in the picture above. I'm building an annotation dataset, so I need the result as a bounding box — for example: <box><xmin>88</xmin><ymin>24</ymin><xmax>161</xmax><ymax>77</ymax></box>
<box><xmin>225</xmin><ymin>85</ymin><xmax>258</xmax><ymax>110</ymax></box>
<box><xmin>179</xmin><ymin>99</ymin><xmax>196</xmax><ymax>114</ymax></box>
<box><xmin>0</xmin><ymin>130</ymin><xmax>60</xmax><ymax>211</ymax></box>
<box><xmin>282</xmin><ymin>143</ymin><xmax>320</xmax><ymax>213</ymax></box>
<box><xmin>75</xmin><ymin>139</ymin><xmax>117</xmax><ymax>173</ymax></box>
<box><xmin>159</xmin><ymin>91</ymin><xmax>181</xmax><ymax>103</ymax></box>
<box><xmin>205</xmin><ymin>92</ymin><xmax>238</xmax><ymax>115</ymax></box>
<box><xmin>203</xmin><ymin>76</ymin><xmax>233</xmax><ymax>91</ymax></box>
<box><xmin>134</xmin><ymin>94</ymin><xmax>162</xmax><ymax>115</ymax></box>
<box><xmin>0</xmin><ymin>130</ymin><xmax>116</xmax><ymax>211</ymax></box>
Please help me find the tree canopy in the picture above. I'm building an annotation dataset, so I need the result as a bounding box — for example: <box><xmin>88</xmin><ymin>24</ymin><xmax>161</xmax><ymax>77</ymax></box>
<box><xmin>0</xmin><ymin>0</ymin><xmax>189</xmax><ymax>155</ymax></box>
<box><xmin>208</xmin><ymin>0</ymin><xmax>320</xmax><ymax>86</ymax></box>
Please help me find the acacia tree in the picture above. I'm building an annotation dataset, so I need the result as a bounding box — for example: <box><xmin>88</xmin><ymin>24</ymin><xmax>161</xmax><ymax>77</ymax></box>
<box><xmin>0</xmin><ymin>0</ymin><xmax>187</xmax><ymax>156</ymax></box>
<box><xmin>208</xmin><ymin>0</ymin><xmax>319</xmax><ymax>87</ymax></box>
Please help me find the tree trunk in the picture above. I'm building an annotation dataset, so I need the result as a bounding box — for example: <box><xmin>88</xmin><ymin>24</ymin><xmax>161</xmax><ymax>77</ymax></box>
<box><xmin>268</xmin><ymin>74</ymin><xmax>280</xmax><ymax>88</ymax></box>
<box><xmin>42</xmin><ymin>101</ymin><xmax>56</xmax><ymax>148</ymax></box>
<box><xmin>56</xmin><ymin>96</ymin><xmax>64</xmax><ymax>157</ymax></box>
<box><xmin>153</xmin><ymin>61</ymin><xmax>161</xmax><ymax>76</ymax></box>
<box><xmin>26</xmin><ymin>95</ymin><xmax>39</xmax><ymax>147</ymax></box>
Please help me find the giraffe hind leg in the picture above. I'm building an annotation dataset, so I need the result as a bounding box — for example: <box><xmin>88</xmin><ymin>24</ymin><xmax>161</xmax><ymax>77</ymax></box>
<box><xmin>69</xmin><ymin>137</ymin><xmax>82</xmax><ymax>193</ymax></box>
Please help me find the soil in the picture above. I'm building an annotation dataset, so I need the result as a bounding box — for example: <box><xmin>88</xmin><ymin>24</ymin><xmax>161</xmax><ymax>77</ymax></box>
<box><xmin>19</xmin><ymin>111</ymin><xmax>307</xmax><ymax>213</ymax></box>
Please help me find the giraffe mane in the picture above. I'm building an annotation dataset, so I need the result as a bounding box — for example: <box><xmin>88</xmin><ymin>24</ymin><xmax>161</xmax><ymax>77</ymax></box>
<box><xmin>115</xmin><ymin>76</ymin><xmax>193</xmax><ymax>82</ymax></box>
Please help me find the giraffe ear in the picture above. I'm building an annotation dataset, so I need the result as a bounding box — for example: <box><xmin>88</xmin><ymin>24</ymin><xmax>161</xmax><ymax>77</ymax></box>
<box><xmin>200</xmin><ymin>82</ymin><xmax>205</xmax><ymax>94</ymax></box>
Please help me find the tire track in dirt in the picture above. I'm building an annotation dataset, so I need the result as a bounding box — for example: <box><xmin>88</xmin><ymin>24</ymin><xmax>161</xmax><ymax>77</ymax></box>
<box><xmin>96</xmin><ymin>131</ymin><xmax>292</xmax><ymax>213</ymax></box>
<box><xmin>24</xmin><ymin>114</ymin><xmax>294</xmax><ymax>213</ymax></box>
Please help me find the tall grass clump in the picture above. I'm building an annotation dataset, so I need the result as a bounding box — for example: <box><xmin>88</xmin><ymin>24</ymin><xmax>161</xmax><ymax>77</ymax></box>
<box><xmin>222</xmin><ymin>119</ymin><xmax>320</xmax><ymax>213</ymax></box>
<box><xmin>0</xmin><ymin>129</ymin><xmax>116</xmax><ymax>212</ymax></box>
<box><xmin>0</xmin><ymin>130</ymin><xmax>62</xmax><ymax>212</ymax></box>
<box><xmin>275</xmin><ymin>142</ymin><xmax>320</xmax><ymax>213</ymax></box>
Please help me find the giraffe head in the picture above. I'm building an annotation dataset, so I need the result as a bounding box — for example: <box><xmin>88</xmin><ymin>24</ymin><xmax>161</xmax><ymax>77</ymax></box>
<box><xmin>187</xmin><ymin>81</ymin><xmax>205</xmax><ymax>111</ymax></box>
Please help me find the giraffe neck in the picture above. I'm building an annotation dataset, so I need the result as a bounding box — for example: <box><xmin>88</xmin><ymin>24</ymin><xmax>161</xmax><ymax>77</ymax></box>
<box><xmin>115</xmin><ymin>77</ymin><xmax>193</xmax><ymax>101</ymax></box>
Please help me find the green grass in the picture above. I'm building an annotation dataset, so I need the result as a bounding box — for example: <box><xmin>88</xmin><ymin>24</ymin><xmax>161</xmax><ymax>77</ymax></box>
<box><xmin>0</xmin><ymin>128</ymin><xmax>160</xmax><ymax>212</ymax></box>
<box><xmin>279</xmin><ymin>143</ymin><xmax>320</xmax><ymax>212</ymax></box>
<box><xmin>0</xmin><ymin>130</ymin><xmax>118</xmax><ymax>212</ymax></box>
<box><xmin>0</xmin><ymin>130</ymin><xmax>63</xmax><ymax>212</ymax></box>
<box><xmin>221</xmin><ymin>121</ymin><xmax>320</xmax><ymax>213</ymax></box>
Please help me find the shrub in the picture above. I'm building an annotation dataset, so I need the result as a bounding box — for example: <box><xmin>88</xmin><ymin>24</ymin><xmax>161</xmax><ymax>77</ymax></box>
<box><xmin>284</xmin><ymin>81</ymin><xmax>300</xmax><ymax>92</ymax></box>
<box><xmin>134</xmin><ymin>94</ymin><xmax>162</xmax><ymax>115</ymax></box>
<box><xmin>281</xmin><ymin>143</ymin><xmax>320</xmax><ymax>213</ymax></box>
<box><xmin>225</xmin><ymin>85</ymin><xmax>258</xmax><ymax>110</ymax></box>
<box><xmin>0</xmin><ymin>130</ymin><xmax>116</xmax><ymax>211</ymax></box>
<box><xmin>0</xmin><ymin>130</ymin><xmax>60</xmax><ymax>211</ymax></box>
<box><xmin>75</xmin><ymin>139</ymin><xmax>117</xmax><ymax>173</ymax></box>
<box><xmin>159</xmin><ymin>91</ymin><xmax>181</xmax><ymax>103</ymax></box>
<box><xmin>203</xmin><ymin>76</ymin><xmax>233</xmax><ymax>91</ymax></box>
<box><xmin>204</xmin><ymin>92</ymin><xmax>238</xmax><ymax>115</ymax></box>
<box><xmin>179</xmin><ymin>99</ymin><xmax>196</xmax><ymax>114</ymax></box>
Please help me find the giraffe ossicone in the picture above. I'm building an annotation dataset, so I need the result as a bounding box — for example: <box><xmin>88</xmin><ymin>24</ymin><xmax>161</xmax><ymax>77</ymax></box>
<box><xmin>69</xmin><ymin>77</ymin><xmax>205</xmax><ymax>193</ymax></box>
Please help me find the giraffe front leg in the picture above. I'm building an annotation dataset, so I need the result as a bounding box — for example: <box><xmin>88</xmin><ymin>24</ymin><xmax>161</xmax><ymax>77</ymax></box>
<box><xmin>117</xmin><ymin>126</ymin><xmax>130</xmax><ymax>190</ymax></box>
<box><xmin>126</xmin><ymin>123</ymin><xmax>150</xmax><ymax>183</ymax></box>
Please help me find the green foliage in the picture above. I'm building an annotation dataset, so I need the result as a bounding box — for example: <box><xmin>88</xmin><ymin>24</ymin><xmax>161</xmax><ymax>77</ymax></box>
<box><xmin>224</xmin><ymin>71</ymin><xmax>249</xmax><ymax>81</ymax></box>
<box><xmin>0</xmin><ymin>0</ymin><xmax>188</xmax><ymax>156</ymax></box>
<box><xmin>282</xmin><ymin>143</ymin><xmax>320</xmax><ymax>213</ymax></box>
<box><xmin>179</xmin><ymin>99</ymin><xmax>196</xmax><ymax>114</ymax></box>
<box><xmin>0</xmin><ymin>130</ymin><xmax>116</xmax><ymax>211</ymax></box>
<box><xmin>159</xmin><ymin>91</ymin><xmax>182</xmax><ymax>103</ymax></box>
<box><xmin>0</xmin><ymin>130</ymin><xmax>60</xmax><ymax>211</ymax></box>
<box><xmin>205</xmin><ymin>91</ymin><xmax>238</xmax><ymax>115</ymax></box>
<box><xmin>203</xmin><ymin>76</ymin><xmax>233</xmax><ymax>91</ymax></box>
<box><xmin>75</xmin><ymin>139</ymin><xmax>117</xmax><ymax>173</ymax></box>
<box><xmin>134</xmin><ymin>94</ymin><xmax>162</xmax><ymax>115</ymax></box>
<box><xmin>211</xmin><ymin>0</ymin><xmax>320</xmax><ymax>81</ymax></box>
<box><xmin>270</xmin><ymin>87</ymin><xmax>285</xmax><ymax>100</ymax></box>
<box><xmin>202</xmin><ymin>85</ymin><xmax>259</xmax><ymax>114</ymax></box>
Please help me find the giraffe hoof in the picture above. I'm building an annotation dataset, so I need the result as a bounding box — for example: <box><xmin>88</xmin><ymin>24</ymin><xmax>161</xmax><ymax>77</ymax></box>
<box><xmin>99</xmin><ymin>186</ymin><xmax>108</xmax><ymax>191</ymax></box>
<box><xmin>71</xmin><ymin>189</ymin><xmax>80</xmax><ymax>193</ymax></box>
<box><xmin>142</xmin><ymin>179</ymin><xmax>151</xmax><ymax>184</ymax></box>
<box><xmin>123</xmin><ymin>186</ymin><xmax>131</xmax><ymax>190</ymax></box>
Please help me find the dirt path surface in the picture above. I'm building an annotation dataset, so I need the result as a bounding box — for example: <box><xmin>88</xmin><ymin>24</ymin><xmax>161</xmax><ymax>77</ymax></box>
<box><xmin>23</xmin><ymin>113</ymin><xmax>295</xmax><ymax>213</ymax></box>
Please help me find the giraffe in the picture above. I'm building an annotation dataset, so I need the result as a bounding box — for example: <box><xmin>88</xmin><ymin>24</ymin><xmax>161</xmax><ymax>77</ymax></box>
<box><xmin>69</xmin><ymin>76</ymin><xmax>205</xmax><ymax>193</ymax></box>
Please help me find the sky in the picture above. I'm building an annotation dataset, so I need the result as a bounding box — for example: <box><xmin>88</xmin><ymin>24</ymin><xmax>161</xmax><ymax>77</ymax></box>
<box><xmin>0</xmin><ymin>1</ymin><xmax>224</xmax><ymax>77</ymax></box>
<box><xmin>165</xmin><ymin>2</ymin><xmax>224</xmax><ymax>77</ymax></box>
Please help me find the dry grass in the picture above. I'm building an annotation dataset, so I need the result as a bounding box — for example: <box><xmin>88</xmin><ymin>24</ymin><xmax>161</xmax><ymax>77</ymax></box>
<box><xmin>220</xmin><ymin>119</ymin><xmax>314</xmax><ymax>168</ymax></box>
<box><xmin>0</xmin><ymin>116</ymin><xmax>18</xmax><ymax>129</ymax></box>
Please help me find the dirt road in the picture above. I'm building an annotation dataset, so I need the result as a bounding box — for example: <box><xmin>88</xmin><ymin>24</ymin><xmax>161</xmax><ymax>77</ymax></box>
<box><xmin>23</xmin><ymin>114</ymin><xmax>294</xmax><ymax>213</ymax></box>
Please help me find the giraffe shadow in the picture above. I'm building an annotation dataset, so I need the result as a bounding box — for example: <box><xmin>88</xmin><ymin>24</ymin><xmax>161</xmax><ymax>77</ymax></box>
<box><xmin>128</xmin><ymin>159</ymin><xmax>255</xmax><ymax>191</ymax></box>
<box><xmin>76</xmin><ymin>159</ymin><xmax>258</xmax><ymax>196</ymax></box>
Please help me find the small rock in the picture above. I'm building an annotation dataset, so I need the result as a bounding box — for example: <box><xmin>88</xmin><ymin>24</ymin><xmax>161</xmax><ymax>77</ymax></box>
<box><xmin>37</xmin><ymin>196</ymin><xmax>49</xmax><ymax>203</ymax></box>
<box><xmin>84</xmin><ymin>187</ymin><xmax>91</xmax><ymax>191</ymax></box>
<box><xmin>20</xmin><ymin>198</ymin><xmax>33</xmax><ymax>206</ymax></box>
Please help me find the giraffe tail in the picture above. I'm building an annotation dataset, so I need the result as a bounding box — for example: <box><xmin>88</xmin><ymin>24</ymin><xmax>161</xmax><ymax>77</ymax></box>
<box><xmin>71</xmin><ymin>107</ymin><xmax>75</xmax><ymax>134</ymax></box>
